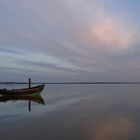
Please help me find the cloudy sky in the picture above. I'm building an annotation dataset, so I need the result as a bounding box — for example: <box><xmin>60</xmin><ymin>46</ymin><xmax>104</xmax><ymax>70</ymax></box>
<box><xmin>0</xmin><ymin>0</ymin><xmax>140</xmax><ymax>82</ymax></box>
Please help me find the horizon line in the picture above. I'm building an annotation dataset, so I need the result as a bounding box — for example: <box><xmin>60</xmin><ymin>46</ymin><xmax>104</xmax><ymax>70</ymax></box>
<box><xmin>1</xmin><ymin>81</ymin><xmax>140</xmax><ymax>84</ymax></box>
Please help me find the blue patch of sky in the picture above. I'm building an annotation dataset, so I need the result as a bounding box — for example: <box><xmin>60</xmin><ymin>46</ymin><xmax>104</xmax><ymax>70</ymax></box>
<box><xmin>103</xmin><ymin>0</ymin><xmax>140</xmax><ymax>22</ymax></box>
<box><xmin>0</xmin><ymin>47</ymin><xmax>23</xmax><ymax>54</ymax></box>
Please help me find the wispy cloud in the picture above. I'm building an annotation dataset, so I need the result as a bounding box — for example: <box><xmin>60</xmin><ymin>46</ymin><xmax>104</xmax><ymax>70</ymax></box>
<box><xmin>0</xmin><ymin>0</ymin><xmax>139</xmax><ymax>80</ymax></box>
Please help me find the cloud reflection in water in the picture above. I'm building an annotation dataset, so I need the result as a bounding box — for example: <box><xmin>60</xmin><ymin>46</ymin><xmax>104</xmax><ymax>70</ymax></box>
<box><xmin>0</xmin><ymin>85</ymin><xmax>140</xmax><ymax>140</ymax></box>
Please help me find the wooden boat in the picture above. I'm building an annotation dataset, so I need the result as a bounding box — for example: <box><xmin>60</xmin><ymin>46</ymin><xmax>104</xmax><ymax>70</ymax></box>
<box><xmin>0</xmin><ymin>94</ymin><xmax>45</xmax><ymax>104</ymax></box>
<box><xmin>0</xmin><ymin>84</ymin><xmax>45</xmax><ymax>96</ymax></box>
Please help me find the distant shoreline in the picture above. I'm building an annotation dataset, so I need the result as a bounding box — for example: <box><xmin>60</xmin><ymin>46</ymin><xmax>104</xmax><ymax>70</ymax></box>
<box><xmin>1</xmin><ymin>82</ymin><xmax>140</xmax><ymax>84</ymax></box>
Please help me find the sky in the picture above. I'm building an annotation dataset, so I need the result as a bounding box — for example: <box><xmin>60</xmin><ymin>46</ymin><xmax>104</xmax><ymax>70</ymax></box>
<box><xmin>0</xmin><ymin>0</ymin><xmax>140</xmax><ymax>82</ymax></box>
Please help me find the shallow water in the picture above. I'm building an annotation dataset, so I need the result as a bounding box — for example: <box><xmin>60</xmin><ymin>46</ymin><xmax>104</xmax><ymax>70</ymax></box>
<box><xmin>0</xmin><ymin>84</ymin><xmax>140</xmax><ymax>140</ymax></box>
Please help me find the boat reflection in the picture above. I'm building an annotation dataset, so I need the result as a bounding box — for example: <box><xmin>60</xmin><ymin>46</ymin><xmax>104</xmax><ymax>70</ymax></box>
<box><xmin>0</xmin><ymin>94</ymin><xmax>45</xmax><ymax>111</ymax></box>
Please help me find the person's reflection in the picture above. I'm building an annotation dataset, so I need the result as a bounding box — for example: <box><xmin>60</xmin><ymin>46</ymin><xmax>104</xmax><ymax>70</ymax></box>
<box><xmin>0</xmin><ymin>94</ymin><xmax>45</xmax><ymax>111</ymax></box>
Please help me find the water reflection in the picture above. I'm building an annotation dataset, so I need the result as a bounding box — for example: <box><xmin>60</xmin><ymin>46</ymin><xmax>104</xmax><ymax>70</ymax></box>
<box><xmin>0</xmin><ymin>94</ymin><xmax>45</xmax><ymax>111</ymax></box>
<box><xmin>0</xmin><ymin>84</ymin><xmax>140</xmax><ymax>140</ymax></box>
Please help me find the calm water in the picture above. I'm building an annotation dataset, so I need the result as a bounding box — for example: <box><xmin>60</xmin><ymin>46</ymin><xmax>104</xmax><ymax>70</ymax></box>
<box><xmin>0</xmin><ymin>84</ymin><xmax>140</xmax><ymax>140</ymax></box>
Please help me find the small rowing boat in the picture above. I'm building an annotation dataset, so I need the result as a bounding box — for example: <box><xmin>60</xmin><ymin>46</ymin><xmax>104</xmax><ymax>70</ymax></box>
<box><xmin>0</xmin><ymin>84</ymin><xmax>45</xmax><ymax>96</ymax></box>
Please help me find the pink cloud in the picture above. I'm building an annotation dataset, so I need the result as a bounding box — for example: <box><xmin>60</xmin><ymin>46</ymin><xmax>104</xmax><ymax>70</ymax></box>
<box><xmin>76</xmin><ymin>7</ymin><xmax>135</xmax><ymax>53</ymax></box>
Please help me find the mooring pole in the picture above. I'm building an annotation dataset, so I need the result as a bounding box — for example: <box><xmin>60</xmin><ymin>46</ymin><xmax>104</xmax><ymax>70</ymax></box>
<box><xmin>29</xmin><ymin>78</ymin><xmax>31</xmax><ymax>88</ymax></box>
<box><xmin>28</xmin><ymin>78</ymin><xmax>31</xmax><ymax>111</ymax></box>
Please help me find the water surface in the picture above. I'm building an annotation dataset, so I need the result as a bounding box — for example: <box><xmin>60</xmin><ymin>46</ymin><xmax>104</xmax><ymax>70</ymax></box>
<box><xmin>0</xmin><ymin>84</ymin><xmax>140</xmax><ymax>140</ymax></box>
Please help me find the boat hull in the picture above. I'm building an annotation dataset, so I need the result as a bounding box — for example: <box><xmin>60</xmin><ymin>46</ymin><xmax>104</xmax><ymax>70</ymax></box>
<box><xmin>0</xmin><ymin>84</ymin><xmax>45</xmax><ymax>96</ymax></box>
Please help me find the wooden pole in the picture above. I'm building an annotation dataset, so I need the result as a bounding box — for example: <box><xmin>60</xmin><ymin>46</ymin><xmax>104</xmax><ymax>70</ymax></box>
<box><xmin>29</xmin><ymin>78</ymin><xmax>31</xmax><ymax>111</ymax></box>
<box><xmin>29</xmin><ymin>78</ymin><xmax>31</xmax><ymax>88</ymax></box>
